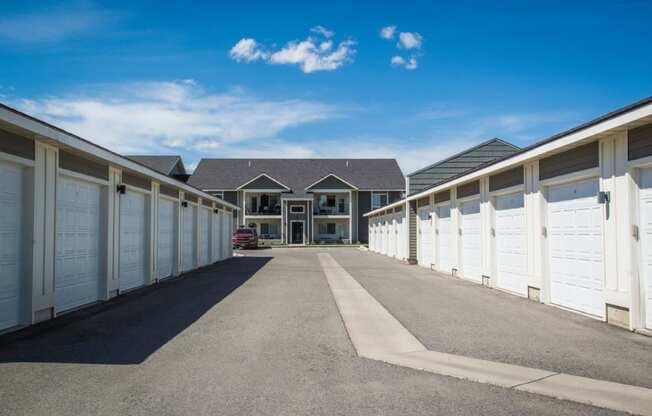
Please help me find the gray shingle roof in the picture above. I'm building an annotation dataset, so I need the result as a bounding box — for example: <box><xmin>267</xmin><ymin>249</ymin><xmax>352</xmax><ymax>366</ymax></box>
<box><xmin>189</xmin><ymin>159</ymin><xmax>405</xmax><ymax>198</ymax></box>
<box><xmin>126</xmin><ymin>155</ymin><xmax>184</xmax><ymax>176</ymax></box>
<box><xmin>407</xmin><ymin>139</ymin><xmax>520</xmax><ymax>195</ymax></box>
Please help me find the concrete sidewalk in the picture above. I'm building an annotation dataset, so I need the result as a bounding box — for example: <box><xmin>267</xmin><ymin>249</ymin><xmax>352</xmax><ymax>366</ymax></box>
<box><xmin>330</xmin><ymin>249</ymin><xmax>652</xmax><ymax>389</ymax></box>
<box><xmin>319</xmin><ymin>252</ymin><xmax>652</xmax><ymax>415</ymax></box>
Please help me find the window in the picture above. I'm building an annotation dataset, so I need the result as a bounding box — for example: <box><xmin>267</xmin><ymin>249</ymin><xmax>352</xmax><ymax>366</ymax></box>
<box><xmin>260</xmin><ymin>223</ymin><xmax>280</xmax><ymax>237</ymax></box>
<box><xmin>213</xmin><ymin>191</ymin><xmax>224</xmax><ymax>199</ymax></box>
<box><xmin>319</xmin><ymin>223</ymin><xmax>337</xmax><ymax>235</ymax></box>
<box><xmin>371</xmin><ymin>192</ymin><xmax>389</xmax><ymax>209</ymax></box>
<box><xmin>290</xmin><ymin>205</ymin><xmax>304</xmax><ymax>213</ymax></box>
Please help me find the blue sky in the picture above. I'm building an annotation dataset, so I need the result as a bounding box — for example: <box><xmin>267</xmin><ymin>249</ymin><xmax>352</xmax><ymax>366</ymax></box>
<box><xmin>1</xmin><ymin>0</ymin><xmax>650</xmax><ymax>173</ymax></box>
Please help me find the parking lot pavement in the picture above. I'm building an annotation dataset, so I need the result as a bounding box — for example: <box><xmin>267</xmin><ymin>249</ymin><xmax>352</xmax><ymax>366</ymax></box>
<box><xmin>331</xmin><ymin>249</ymin><xmax>652</xmax><ymax>389</ymax></box>
<box><xmin>0</xmin><ymin>248</ymin><xmax>635</xmax><ymax>416</ymax></box>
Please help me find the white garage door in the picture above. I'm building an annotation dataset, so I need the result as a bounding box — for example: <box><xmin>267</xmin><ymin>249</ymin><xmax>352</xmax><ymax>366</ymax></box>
<box><xmin>638</xmin><ymin>168</ymin><xmax>652</xmax><ymax>329</ymax></box>
<box><xmin>0</xmin><ymin>161</ymin><xmax>24</xmax><ymax>330</ymax></box>
<box><xmin>199</xmin><ymin>207</ymin><xmax>211</xmax><ymax>267</ymax></box>
<box><xmin>157</xmin><ymin>197</ymin><xmax>177</xmax><ymax>280</ymax></box>
<box><xmin>417</xmin><ymin>206</ymin><xmax>433</xmax><ymax>267</ymax></box>
<box><xmin>494</xmin><ymin>192</ymin><xmax>528</xmax><ymax>296</ymax></box>
<box><xmin>548</xmin><ymin>178</ymin><xmax>604</xmax><ymax>318</ymax></box>
<box><xmin>182</xmin><ymin>205</ymin><xmax>198</xmax><ymax>272</ymax></box>
<box><xmin>212</xmin><ymin>211</ymin><xmax>222</xmax><ymax>263</ymax></box>
<box><xmin>460</xmin><ymin>199</ymin><xmax>482</xmax><ymax>282</ymax></box>
<box><xmin>120</xmin><ymin>191</ymin><xmax>149</xmax><ymax>291</ymax></box>
<box><xmin>436</xmin><ymin>203</ymin><xmax>452</xmax><ymax>274</ymax></box>
<box><xmin>55</xmin><ymin>176</ymin><xmax>102</xmax><ymax>312</ymax></box>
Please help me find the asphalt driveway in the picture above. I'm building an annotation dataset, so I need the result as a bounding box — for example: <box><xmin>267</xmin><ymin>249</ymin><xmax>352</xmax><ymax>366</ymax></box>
<box><xmin>0</xmin><ymin>248</ymin><xmax>645</xmax><ymax>416</ymax></box>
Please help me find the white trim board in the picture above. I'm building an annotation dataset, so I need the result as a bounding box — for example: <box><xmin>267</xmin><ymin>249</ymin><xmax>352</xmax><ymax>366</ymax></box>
<box><xmin>305</xmin><ymin>173</ymin><xmax>359</xmax><ymax>190</ymax></box>
<box><xmin>236</xmin><ymin>173</ymin><xmax>291</xmax><ymax>191</ymax></box>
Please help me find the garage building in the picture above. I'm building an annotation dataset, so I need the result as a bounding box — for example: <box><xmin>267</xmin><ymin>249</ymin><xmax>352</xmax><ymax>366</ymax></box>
<box><xmin>366</xmin><ymin>96</ymin><xmax>652</xmax><ymax>335</ymax></box>
<box><xmin>0</xmin><ymin>103</ymin><xmax>237</xmax><ymax>334</ymax></box>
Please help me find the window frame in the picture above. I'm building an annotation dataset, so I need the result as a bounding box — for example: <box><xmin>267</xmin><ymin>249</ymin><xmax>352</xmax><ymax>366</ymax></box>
<box><xmin>290</xmin><ymin>205</ymin><xmax>305</xmax><ymax>214</ymax></box>
<box><xmin>371</xmin><ymin>192</ymin><xmax>389</xmax><ymax>209</ymax></box>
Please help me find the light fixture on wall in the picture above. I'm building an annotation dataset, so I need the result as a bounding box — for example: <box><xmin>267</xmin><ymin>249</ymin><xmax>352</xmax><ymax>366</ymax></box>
<box><xmin>116</xmin><ymin>184</ymin><xmax>126</xmax><ymax>194</ymax></box>
<box><xmin>181</xmin><ymin>201</ymin><xmax>188</xmax><ymax>207</ymax></box>
<box><xmin>214</xmin><ymin>208</ymin><xmax>219</xmax><ymax>214</ymax></box>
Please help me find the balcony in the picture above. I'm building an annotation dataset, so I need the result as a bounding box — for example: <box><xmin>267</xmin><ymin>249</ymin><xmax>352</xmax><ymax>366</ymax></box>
<box><xmin>313</xmin><ymin>192</ymin><xmax>349</xmax><ymax>216</ymax></box>
<box><xmin>244</xmin><ymin>192</ymin><xmax>281</xmax><ymax>216</ymax></box>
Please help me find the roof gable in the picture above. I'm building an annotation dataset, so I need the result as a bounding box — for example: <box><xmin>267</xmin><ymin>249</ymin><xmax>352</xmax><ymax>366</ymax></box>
<box><xmin>126</xmin><ymin>155</ymin><xmax>183</xmax><ymax>176</ymax></box>
<box><xmin>236</xmin><ymin>173</ymin><xmax>291</xmax><ymax>190</ymax></box>
<box><xmin>306</xmin><ymin>173</ymin><xmax>358</xmax><ymax>190</ymax></box>
<box><xmin>407</xmin><ymin>139</ymin><xmax>519</xmax><ymax>195</ymax></box>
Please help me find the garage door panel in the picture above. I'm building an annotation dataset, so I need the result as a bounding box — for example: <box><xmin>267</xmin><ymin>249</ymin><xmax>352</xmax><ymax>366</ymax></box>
<box><xmin>461</xmin><ymin>199</ymin><xmax>482</xmax><ymax>282</ymax></box>
<box><xmin>548</xmin><ymin>178</ymin><xmax>604</xmax><ymax>318</ymax></box>
<box><xmin>120</xmin><ymin>192</ymin><xmax>149</xmax><ymax>291</ymax></box>
<box><xmin>495</xmin><ymin>192</ymin><xmax>527</xmax><ymax>296</ymax></box>
<box><xmin>157</xmin><ymin>198</ymin><xmax>177</xmax><ymax>279</ymax></box>
<box><xmin>182</xmin><ymin>206</ymin><xmax>197</xmax><ymax>272</ymax></box>
<box><xmin>55</xmin><ymin>176</ymin><xmax>102</xmax><ymax>312</ymax></box>
<box><xmin>199</xmin><ymin>208</ymin><xmax>210</xmax><ymax>267</ymax></box>
<box><xmin>0</xmin><ymin>161</ymin><xmax>23</xmax><ymax>330</ymax></box>
<box><xmin>418</xmin><ymin>207</ymin><xmax>433</xmax><ymax>267</ymax></box>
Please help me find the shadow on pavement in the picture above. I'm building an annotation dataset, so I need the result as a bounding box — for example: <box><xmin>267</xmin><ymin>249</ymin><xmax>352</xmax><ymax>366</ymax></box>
<box><xmin>0</xmin><ymin>256</ymin><xmax>272</xmax><ymax>365</ymax></box>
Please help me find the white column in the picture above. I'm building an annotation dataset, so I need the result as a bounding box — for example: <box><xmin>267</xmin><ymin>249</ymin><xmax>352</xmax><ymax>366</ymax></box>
<box><xmin>176</xmin><ymin>191</ymin><xmax>184</xmax><ymax>276</ymax></box>
<box><xmin>28</xmin><ymin>141</ymin><xmax>58</xmax><ymax>322</ymax></box>
<box><xmin>480</xmin><ymin>177</ymin><xmax>493</xmax><ymax>285</ymax></box>
<box><xmin>429</xmin><ymin>194</ymin><xmax>435</xmax><ymax>264</ymax></box>
<box><xmin>150</xmin><ymin>182</ymin><xmax>159</xmax><ymax>283</ymax></box>
<box><xmin>600</xmin><ymin>133</ymin><xmax>633</xmax><ymax>317</ymax></box>
<box><xmin>107</xmin><ymin>166</ymin><xmax>121</xmax><ymax>297</ymax></box>
<box><xmin>196</xmin><ymin>198</ymin><xmax>202</xmax><ymax>268</ymax></box>
<box><xmin>525</xmin><ymin>161</ymin><xmax>544</xmax><ymax>299</ymax></box>
<box><xmin>450</xmin><ymin>187</ymin><xmax>460</xmax><ymax>272</ymax></box>
<box><xmin>348</xmin><ymin>190</ymin><xmax>352</xmax><ymax>242</ymax></box>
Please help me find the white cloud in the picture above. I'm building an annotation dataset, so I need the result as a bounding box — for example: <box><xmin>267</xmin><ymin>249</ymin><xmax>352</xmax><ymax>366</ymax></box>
<box><xmin>229</xmin><ymin>38</ymin><xmax>268</xmax><ymax>62</ymax></box>
<box><xmin>0</xmin><ymin>4</ymin><xmax>113</xmax><ymax>44</ymax></box>
<box><xmin>229</xmin><ymin>29</ymin><xmax>356</xmax><ymax>73</ymax></box>
<box><xmin>398</xmin><ymin>32</ymin><xmax>422</xmax><ymax>49</ymax></box>
<box><xmin>390</xmin><ymin>56</ymin><xmax>405</xmax><ymax>65</ymax></box>
<box><xmin>310</xmin><ymin>25</ymin><xmax>334</xmax><ymax>38</ymax></box>
<box><xmin>15</xmin><ymin>80</ymin><xmax>341</xmax><ymax>155</ymax></box>
<box><xmin>268</xmin><ymin>39</ymin><xmax>356</xmax><ymax>73</ymax></box>
<box><xmin>405</xmin><ymin>57</ymin><xmax>418</xmax><ymax>70</ymax></box>
<box><xmin>380</xmin><ymin>25</ymin><xmax>396</xmax><ymax>39</ymax></box>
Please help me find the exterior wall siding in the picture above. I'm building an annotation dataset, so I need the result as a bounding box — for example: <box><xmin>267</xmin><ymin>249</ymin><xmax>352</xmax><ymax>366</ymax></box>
<box><xmin>456</xmin><ymin>180</ymin><xmax>480</xmax><ymax>199</ymax></box>
<box><xmin>489</xmin><ymin>166</ymin><xmax>524</xmax><ymax>191</ymax></box>
<box><xmin>123</xmin><ymin>171</ymin><xmax>152</xmax><ymax>191</ymax></box>
<box><xmin>59</xmin><ymin>149</ymin><xmax>109</xmax><ymax>180</ymax></box>
<box><xmin>539</xmin><ymin>141</ymin><xmax>599</xmax><ymax>180</ymax></box>
<box><xmin>628</xmin><ymin>123</ymin><xmax>652</xmax><ymax>161</ymax></box>
<box><xmin>0</xmin><ymin>127</ymin><xmax>35</xmax><ymax>160</ymax></box>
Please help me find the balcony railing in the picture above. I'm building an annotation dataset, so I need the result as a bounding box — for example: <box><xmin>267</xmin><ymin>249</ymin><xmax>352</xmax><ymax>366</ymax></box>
<box><xmin>246</xmin><ymin>205</ymin><xmax>282</xmax><ymax>215</ymax></box>
<box><xmin>313</xmin><ymin>205</ymin><xmax>349</xmax><ymax>216</ymax></box>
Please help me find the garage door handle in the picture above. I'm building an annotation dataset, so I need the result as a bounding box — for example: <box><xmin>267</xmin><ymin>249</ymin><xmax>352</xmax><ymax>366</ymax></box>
<box><xmin>458</xmin><ymin>228</ymin><xmax>462</xmax><ymax>236</ymax></box>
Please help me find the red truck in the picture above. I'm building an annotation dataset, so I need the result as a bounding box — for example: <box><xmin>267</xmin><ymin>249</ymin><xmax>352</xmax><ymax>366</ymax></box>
<box><xmin>232</xmin><ymin>227</ymin><xmax>258</xmax><ymax>249</ymax></box>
